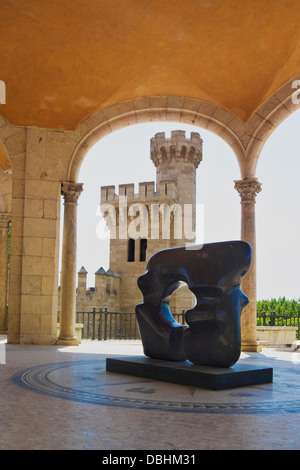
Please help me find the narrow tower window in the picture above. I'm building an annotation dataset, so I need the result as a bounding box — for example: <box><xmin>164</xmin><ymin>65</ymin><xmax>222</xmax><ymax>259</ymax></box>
<box><xmin>140</xmin><ymin>238</ymin><xmax>147</xmax><ymax>262</ymax></box>
<box><xmin>128</xmin><ymin>238</ymin><xmax>135</xmax><ymax>262</ymax></box>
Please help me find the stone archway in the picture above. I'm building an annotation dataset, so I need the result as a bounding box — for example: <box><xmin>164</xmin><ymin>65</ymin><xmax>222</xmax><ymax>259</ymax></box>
<box><xmin>68</xmin><ymin>79</ymin><xmax>300</xmax><ymax>180</ymax></box>
<box><xmin>2</xmin><ymin>77</ymin><xmax>299</xmax><ymax>346</ymax></box>
<box><xmin>67</xmin><ymin>96</ymin><xmax>247</xmax><ymax>183</ymax></box>
<box><xmin>59</xmin><ymin>86</ymin><xmax>300</xmax><ymax>350</ymax></box>
<box><xmin>58</xmin><ymin>96</ymin><xmax>250</xmax><ymax>345</ymax></box>
<box><xmin>60</xmin><ymin>97</ymin><xmax>248</xmax><ymax>347</ymax></box>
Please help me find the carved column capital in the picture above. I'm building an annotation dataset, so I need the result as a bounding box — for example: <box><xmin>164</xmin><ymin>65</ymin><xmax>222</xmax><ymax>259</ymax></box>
<box><xmin>61</xmin><ymin>182</ymin><xmax>84</xmax><ymax>204</ymax></box>
<box><xmin>0</xmin><ymin>212</ymin><xmax>11</xmax><ymax>229</ymax></box>
<box><xmin>234</xmin><ymin>178</ymin><xmax>262</xmax><ymax>202</ymax></box>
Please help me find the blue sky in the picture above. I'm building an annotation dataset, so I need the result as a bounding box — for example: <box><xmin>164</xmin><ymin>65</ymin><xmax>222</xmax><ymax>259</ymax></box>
<box><xmin>71</xmin><ymin>108</ymin><xmax>300</xmax><ymax>301</ymax></box>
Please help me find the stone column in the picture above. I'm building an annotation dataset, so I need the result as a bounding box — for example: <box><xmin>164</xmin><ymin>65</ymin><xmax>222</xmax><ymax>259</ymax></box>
<box><xmin>0</xmin><ymin>213</ymin><xmax>10</xmax><ymax>333</ymax></box>
<box><xmin>58</xmin><ymin>182</ymin><xmax>83</xmax><ymax>345</ymax></box>
<box><xmin>234</xmin><ymin>177</ymin><xmax>262</xmax><ymax>352</ymax></box>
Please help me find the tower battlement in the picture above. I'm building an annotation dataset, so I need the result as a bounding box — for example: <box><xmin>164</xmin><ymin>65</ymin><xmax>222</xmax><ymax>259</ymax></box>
<box><xmin>150</xmin><ymin>130</ymin><xmax>203</xmax><ymax>168</ymax></box>
<box><xmin>101</xmin><ymin>180</ymin><xmax>178</xmax><ymax>204</ymax></box>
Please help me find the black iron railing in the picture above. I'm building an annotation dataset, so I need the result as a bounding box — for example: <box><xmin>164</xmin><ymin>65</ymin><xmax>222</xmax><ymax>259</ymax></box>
<box><xmin>75</xmin><ymin>308</ymin><xmax>186</xmax><ymax>341</ymax></box>
<box><xmin>74</xmin><ymin>309</ymin><xmax>300</xmax><ymax>341</ymax></box>
<box><xmin>257</xmin><ymin>311</ymin><xmax>300</xmax><ymax>339</ymax></box>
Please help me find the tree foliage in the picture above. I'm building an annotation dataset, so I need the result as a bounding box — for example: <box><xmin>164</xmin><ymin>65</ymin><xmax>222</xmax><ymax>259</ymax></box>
<box><xmin>257</xmin><ymin>297</ymin><xmax>300</xmax><ymax>316</ymax></box>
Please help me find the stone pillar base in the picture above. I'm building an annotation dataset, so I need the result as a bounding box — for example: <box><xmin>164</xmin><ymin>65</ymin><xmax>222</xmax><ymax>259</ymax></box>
<box><xmin>57</xmin><ymin>323</ymin><xmax>83</xmax><ymax>345</ymax></box>
<box><xmin>57</xmin><ymin>337</ymin><xmax>79</xmax><ymax>346</ymax></box>
<box><xmin>241</xmin><ymin>342</ymin><xmax>262</xmax><ymax>353</ymax></box>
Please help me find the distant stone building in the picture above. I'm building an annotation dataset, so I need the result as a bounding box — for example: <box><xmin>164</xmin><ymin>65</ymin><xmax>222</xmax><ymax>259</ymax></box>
<box><xmin>59</xmin><ymin>130</ymin><xmax>203</xmax><ymax>314</ymax></box>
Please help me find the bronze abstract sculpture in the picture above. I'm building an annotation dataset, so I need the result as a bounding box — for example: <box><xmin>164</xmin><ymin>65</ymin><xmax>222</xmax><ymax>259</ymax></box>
<box><xmin>135</xmin><ymin>241</ymin><xmax>251</xmax><ymax>367</ymax></box>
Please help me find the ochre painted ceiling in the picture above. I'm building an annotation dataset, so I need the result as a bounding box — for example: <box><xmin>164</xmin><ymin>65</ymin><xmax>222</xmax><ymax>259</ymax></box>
<box><xmin>0</xmin><ymin>146</ymin><xmax>10</xmax><ymax>172</ymax></box>
<box><xmin>0</xmin><ymin>0</ymin><xmax>300</xmax><ymax>135</ymax></box>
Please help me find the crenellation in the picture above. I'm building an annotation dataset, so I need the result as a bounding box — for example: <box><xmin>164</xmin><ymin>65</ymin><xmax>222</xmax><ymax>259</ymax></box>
<box><xmin>119</xmin><ymin>184</ymin><xmax>134</xmax><ymax>199</ymax></box>
<box><xmin>101</xmin><ymin>180</ymin><xmax>178</xmax><ymax>203</ymax></box>
<box><xmin>138</xmin><ymin>182</ymin><xmax>155</xmax><ymax>200</ymax></box>
<box><xmin>101</xmin><ymin>185</ymin><xmax>116</xmax><ymax>202</ymax></box>
<box><xmin>150</xmin><ymin>130</ymin><xmax>203</xmax><ymax>168</ymax></box>
<box><xmin>158</xmin><ymin>180</ymin><xmax>177</xmax><ymax>200</ymax></box>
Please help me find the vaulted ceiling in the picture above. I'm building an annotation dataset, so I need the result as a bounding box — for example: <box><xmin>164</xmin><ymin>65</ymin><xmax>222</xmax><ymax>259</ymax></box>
<box><xmin>0</xmin><ymin>0</ymin><xmax>300</xmax><ymax>133</ymax></box>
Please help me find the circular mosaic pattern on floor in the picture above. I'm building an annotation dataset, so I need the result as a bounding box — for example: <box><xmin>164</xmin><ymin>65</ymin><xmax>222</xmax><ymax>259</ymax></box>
<box><xmin>12</xmin><ymin>359</ymin><xmax>300</xmax><ymax>414</ymax></box>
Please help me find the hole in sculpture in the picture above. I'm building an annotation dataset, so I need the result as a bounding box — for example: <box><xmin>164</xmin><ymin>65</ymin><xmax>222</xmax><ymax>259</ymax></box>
<box><xmin>166</xmin><ymin>282</ymin><xmax>196</xmax><ymax>324</ymax></box>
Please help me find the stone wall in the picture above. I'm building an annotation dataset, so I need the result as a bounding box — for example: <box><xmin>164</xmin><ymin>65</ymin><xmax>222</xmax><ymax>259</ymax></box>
<box><xmin>257</xmin><ymin>326</ymin><xmax>298</xmax><ymax>347</ymax></box>
<box><xmin>58</xmin><ymin>266</ymin><xmax>121</xmax><ymax>313</ymax></box>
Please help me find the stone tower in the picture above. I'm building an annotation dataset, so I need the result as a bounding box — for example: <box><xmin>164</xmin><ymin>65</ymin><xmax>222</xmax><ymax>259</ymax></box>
<box><xmin>150</xmin><ymin>130</ymin><xmax>202</xmax><ymax>246</ymax></box>
<box><xmin>100</xmin><ymin>130</ymin><xmax>203</xmax><ymax>313</ymax></box>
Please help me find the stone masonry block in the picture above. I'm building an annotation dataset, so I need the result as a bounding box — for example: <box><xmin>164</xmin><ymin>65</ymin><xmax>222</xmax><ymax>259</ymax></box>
<box><xmin>41</xmin><ymin>313</ymin><xmax>57</xmax><ymax>335</ymax></box>
<box><xmin>24</xmin><ymin>199</ymin><xmax>44</xmax><ymax>218</ymax></box>
<box><xmin>7</xmin><ymin>274</ymin><xmax>21</xmax><ymax>295</ymax></box>
<box><xmin>25</xmin><ymin>180</ymin><xmax>61</xmax><ymax>200</ymax></box>
<box><xmin>10</xmin><ymin>235</ymin><xmax>23</xmax><ymax>256</ymax></box>
<box><xmin>12</xmin><ymin>178</ymin><xmax>25</xmax><ymax>198</ymax></box>
<box><xmin>9</xmin><ymin>254</ymin><xmax>22</xmax><ymax>275</ymax></box>
<box><xmin>43</xmin><ymin>199</ymin><xmax>59</xmax><ymax>219</ymax></box>
<box><xmin>21</xmin><ymin>294</ymin><xmax>55</xmax><ymax>316</ymax></box>
<box><xmin>20</xmin><ymin>314</ymin><xmax>41</xmax><ymax>334</ymax></box>
<box><xmin>42</xmin><ymin>276</ymin><xmax>57</xmax><ymax>296</ymax></box>
<box><xmin>23</xmin><ymin>217</ymin><xmax>58</xmax><ymax>238</ymax></box>
<box><xmin>42</xmin><ymin>238</ymin><xmax>57</xmax><ymax>258</ymax></box>
<box><xmin>22</xmin><ymin>255</ymin><xmax>57</xmax><ymax>277</ymax></box>
<box><xmin>22</xmin><ymin>275</ymin><xmax>42</xmax><ymax>295</ymax></box>
<box><xmin>22</xmin><ymin>237</ymin><xmax>43</xmax><ymax>256</ymax></box>
<box><xmin>11</xmin><ymin>217</ymin><xmax>23</xmax><ymax>239</ymax></box>
<box><xmin>11</xmin><ymin>198</ymin><xmax>25</xmax><ymax>218</ymax></box>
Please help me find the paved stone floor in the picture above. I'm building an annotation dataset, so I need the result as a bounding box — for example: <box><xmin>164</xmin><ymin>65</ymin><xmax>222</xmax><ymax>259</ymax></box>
<box><xmin>0</xmin><ymin>337</ymin><xmax>299</xmax><ymax>450</ymax></box>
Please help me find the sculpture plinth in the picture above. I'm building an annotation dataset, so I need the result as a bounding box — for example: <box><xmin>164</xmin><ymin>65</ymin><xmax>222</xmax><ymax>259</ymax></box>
<box><xmin>106</xmin><ymin>356</ymin><xmax>273</xmax><ymax>391</ymax></box>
